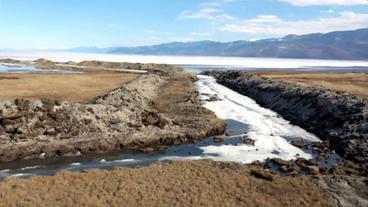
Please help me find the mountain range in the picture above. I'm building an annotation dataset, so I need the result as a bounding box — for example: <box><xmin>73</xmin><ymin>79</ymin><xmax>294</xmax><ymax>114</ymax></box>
<box><xmin>67</xmin><ymin>28</ymin><xmax>368</xmax><ymax>60</ymax></box>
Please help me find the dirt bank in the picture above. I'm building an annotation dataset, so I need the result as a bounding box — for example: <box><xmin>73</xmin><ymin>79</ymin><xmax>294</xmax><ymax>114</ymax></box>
<box><xmin>0</xmin><ymin>160</ymin><xmax>336</xmax><ymax>207</ymax></box>
<box><xmin>203</xmin><ymin>71</ymin><xmax>367</xmax><ymax>166</ymax></box>
<box><xmin>257</xmin><ymin>72</ymin><xmax>368</xmax><ymax>98</ymax></box>
<box><xmin>0</xmin><ymin>60</ymin><xmax>225</xmax><ymax>163</ymax></box>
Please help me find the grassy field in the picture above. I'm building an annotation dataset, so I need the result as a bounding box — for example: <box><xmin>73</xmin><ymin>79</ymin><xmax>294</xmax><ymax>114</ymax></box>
<box><xmin>258</xmin><ymin>72</ymin><xmax>368</xmax><ymax>98</ymax></box>
<box><xmin>0</xmin><ymin>72</ymin><xmax>139</xmax><ymax>103</ymax></box>
<box><xmin>0</xmin><ymin>160</ymin><xmax>336</xmax><ymax>207</ymax></box>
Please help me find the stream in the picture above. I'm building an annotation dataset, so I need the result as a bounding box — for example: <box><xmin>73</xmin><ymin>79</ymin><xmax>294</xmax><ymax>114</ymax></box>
<box><xmin>0</xmin><ymin>75</ymin><xmax>323</xmax><ymax>179</ymax></box>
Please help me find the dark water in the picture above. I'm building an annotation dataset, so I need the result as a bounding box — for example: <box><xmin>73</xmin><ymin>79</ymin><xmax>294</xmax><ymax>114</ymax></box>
<box><xmin>0</xmin><ymin>122</ymin><xmax>249</xmax><ymax>179</ymax></box>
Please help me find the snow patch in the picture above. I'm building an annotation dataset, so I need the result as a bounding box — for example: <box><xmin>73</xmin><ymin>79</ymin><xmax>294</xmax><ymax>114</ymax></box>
<box><xmin>192</xmin><ymin>75</ymin><xmax>320</xmax><ymax>164</ymax></box>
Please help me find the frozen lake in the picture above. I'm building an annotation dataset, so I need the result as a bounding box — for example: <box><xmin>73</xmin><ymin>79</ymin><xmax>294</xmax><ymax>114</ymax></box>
<box><xmin>1</xmin><ymin>51</ymin><xmax>368</xmax><ymax>73</ymax></box>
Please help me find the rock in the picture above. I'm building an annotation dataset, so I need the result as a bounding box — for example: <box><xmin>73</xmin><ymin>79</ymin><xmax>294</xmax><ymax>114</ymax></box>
<box><xmin>142</xmin><ymin>110</ymin><xmax>160</xmax><ymax>126</ymax></box>
<box><xmin>141</xmin><ymin>110</ymin><xmax>170</xmax><ymax>129</ymax></box>
<box><xmin>4</xmin><ymin>125</ymin><xmax>18</xmax><ymax>133</ymax></box>
<box><xmin>87</xmin><ymin>108</ymin><xmax>94</xmax><ymax>113</ymax></box>
<box><xmin>2</xmin><ymin>119</ymin><xmax>18</xmax><ymax>126</ymax></box>
<box><xmin>250</xmin><ymin>169</ymin><xmax>275</xmax><ymax>181</ymax></box>
<box><xmin>45</xmin><ymin>128</ymin><xmax>57</xmax><ymax>136</ymax></box>
<box><xmin>270</xmin><ymin>158</ymin><xmax>290</xmax><ymax>166</ymax></box>
<box><xmin>1</xmin><ymin>112</ymin><xmax>28</xmax><ymax>120</ymax></box>
<box><xmin>141</xmin><ymin>147</ymin><xmax>155</xmax><ymax>154</ymax></box>
<box><xmin>15</xmin><ymin>98</ymin><xmax>29</xmax><ymax>111</ymax></box>
<box><xmin>305</xmin><ymin>166</ymin><xmax>320</xmax><ymax>175</ymax></box>
<box><xmin>83</xmin><ymin>119</ymin><xmax>93</xmax><ymax>125</ymax></box>
<box><xmin>208</xmin><ymin>94</ymin><xmax>222</xmax><ymax>102</ymax></box>
<box><xmin>243</xmin><ymin>137</ymin><xmax>255</xmax><ymax>146</ymax></box>
<box><xmin>291</xmin><ymin>139</ymin><xmax>306</xmax><ymax>149</ymax></box>
<box><xmin>128</xmin><ymin>122</ymin><xmax>143</xmax><ymax>129</ymax></box>
<box><xmin>213</xmin><ymin>136</ymin><xmax>225</xmax><ymax>143</ymax></box>
<box><xmin>157</xmin><ymin>115</ymin><xmax>170</xmax><ymax>129</ymax></box>
<box><xmin>41</xmin><ymin>98</ymin><xmax>56</xmax><ymax>110</ymax></box>
<box><xmin>279</xmin><ymin>165</ymin><xmax>289</xmax><ymax>173</ymax></box>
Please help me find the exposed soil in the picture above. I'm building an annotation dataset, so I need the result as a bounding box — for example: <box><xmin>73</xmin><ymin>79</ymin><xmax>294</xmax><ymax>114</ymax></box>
<box><xmin>257</xmin><ymin>72</ymin><xmax>368</xmax><ymax>98</ymax></box>
<box><xmin>0</xmin><ymin>60</ymin><xmax>225</xmax><ymax>163</ymax></box>
<box><xmin>0</xmin><ymin>72</ymin><xmax>139</xmax><ymax>103</ymax></box>
<box><xmin>0</xmin><ymin>160</ymin><xmax>337</xmax><ymax>207</ymax></box>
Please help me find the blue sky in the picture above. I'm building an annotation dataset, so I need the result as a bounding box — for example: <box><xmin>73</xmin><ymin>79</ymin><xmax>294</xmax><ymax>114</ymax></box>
<box><xmin>0</xmin><ymin>0</ymin><xmax>367</xmax><ymax>49</ymax></box>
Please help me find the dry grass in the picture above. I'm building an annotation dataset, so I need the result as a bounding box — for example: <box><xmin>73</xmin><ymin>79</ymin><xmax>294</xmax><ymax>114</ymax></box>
<box><xmin>258</xmin><ymin>72</ymin><xmax>368</xmax><ymax>98</ymax></box>
<box><xmin>154</xmin><ymin>72</ymin><xmax>195</xmax><ymax>112</ymax></box>
<box><xmin>0</xmin><ymin>72</ymin><xmax>139</xmax><ymax>103</ymax></box>
<box><xmin>0</xmin><ymin>160</ymin><xmax>336</xmax><ymax>207</ymax></box>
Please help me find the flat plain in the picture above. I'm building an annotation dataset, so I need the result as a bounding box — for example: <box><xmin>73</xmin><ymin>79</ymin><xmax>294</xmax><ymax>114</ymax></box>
<box><xmin>0</xmin><ymin>72</ymin><xmax>139</xmax><ymax>103</ymax></box>
<box><xmin>258</xmin><ymin>72</ymin><xmax>368</xmax><ymax>98</ymax></box>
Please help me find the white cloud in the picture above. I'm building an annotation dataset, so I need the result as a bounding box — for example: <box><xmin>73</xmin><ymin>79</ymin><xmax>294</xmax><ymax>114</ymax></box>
<box><xmin>220</xmin><ymin>11</ymin><xmax>368</xmax><ymax>36</ymax></box>
<box><xmin>321</xmin><ymin>9</ymin><xmax>335</xmax><ymax>14</ymax></box>
<box><xmin>178</xmin><ymin>8</ymin><xmax>236</xmax><ymax>21</ymax></box>
<box><xmin>280</xmin><ymin>0</ymin><xmax>368</xmax><ymax>6</ymax></box>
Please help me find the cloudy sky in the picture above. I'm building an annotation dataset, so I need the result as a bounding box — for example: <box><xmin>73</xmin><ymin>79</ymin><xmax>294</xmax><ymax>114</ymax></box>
<box><xmin>0</xmin><ymin>0</ymin><xmax>367</xmax><ymax>49</ymax></box>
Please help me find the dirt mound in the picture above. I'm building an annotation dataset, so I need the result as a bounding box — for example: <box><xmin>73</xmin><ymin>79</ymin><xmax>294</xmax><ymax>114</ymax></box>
<box><xmin>0</xmin><ymin>69</ymin><xmax>224</xmax><ymax>163</ymax></box>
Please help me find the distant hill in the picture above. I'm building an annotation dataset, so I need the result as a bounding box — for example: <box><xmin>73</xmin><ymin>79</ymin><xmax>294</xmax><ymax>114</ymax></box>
<box><xmin>70</xmin><ymin>28</ymin><xmax>368</xmax><ymax>60</ymax></box>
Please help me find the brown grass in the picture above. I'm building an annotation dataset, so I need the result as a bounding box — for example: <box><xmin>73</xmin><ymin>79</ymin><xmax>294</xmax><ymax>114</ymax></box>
<box><xmin>0</xmin><ymin>72</ymin><xmax>139</xmax><ymax>103</ymax></box>
<box><xmin>154</xmin><ymin>72</ymin><xmax>195</xmax><ymax>112</ymax></box>
<box><xmin>0</xmin><ymin>160</ymin><xmax>336</xmax><ymax>207</ymax></box>
<box><xmin>258</xmin><ymin>72</ymin><xmax>368</xmax><ymax>98</ymax></box>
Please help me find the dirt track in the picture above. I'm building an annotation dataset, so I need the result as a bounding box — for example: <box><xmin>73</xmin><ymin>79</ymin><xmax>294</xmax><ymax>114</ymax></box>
<box><xmin>0</xmin><ymin>160</ymin><xmax>336</xmax><ymax>207</ymax></box>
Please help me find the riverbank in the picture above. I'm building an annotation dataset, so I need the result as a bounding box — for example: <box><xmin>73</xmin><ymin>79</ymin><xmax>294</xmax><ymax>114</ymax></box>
<box><xmin>257</xmin><ymin>71</ymin><xmax>368</xmax><ymax>98</ymax></box>
<box><xmin>203</xmin><ymin>71</ymin><xmax>367</xmax><ymax>167</ymax></box>
<box><xmin>202</xmin><ymin>70</ymin><xmax>368</xmax><ymax>206</ymax></box>
<box><xmin>0</xmin><ymin>160</ymin><xmax>336</xmax><ymax>207</ymax></box>
<box><xmin>0</xmin><ymin>59</ymin><xmax>225</xmax><ymax>163</ymax></box>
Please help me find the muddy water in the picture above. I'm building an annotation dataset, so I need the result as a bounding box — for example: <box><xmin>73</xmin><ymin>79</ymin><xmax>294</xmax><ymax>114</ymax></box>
<box><xmin>0</xmin><ymin>75</ymin><xmax>326</xmax><ymax>179</ymax></box>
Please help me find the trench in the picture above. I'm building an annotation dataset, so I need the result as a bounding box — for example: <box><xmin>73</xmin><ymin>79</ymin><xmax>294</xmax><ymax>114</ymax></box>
<box><xmin>0</xmin><ymin>74</ymin><xmax>332</xmax><ymax>179</ymax></box>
